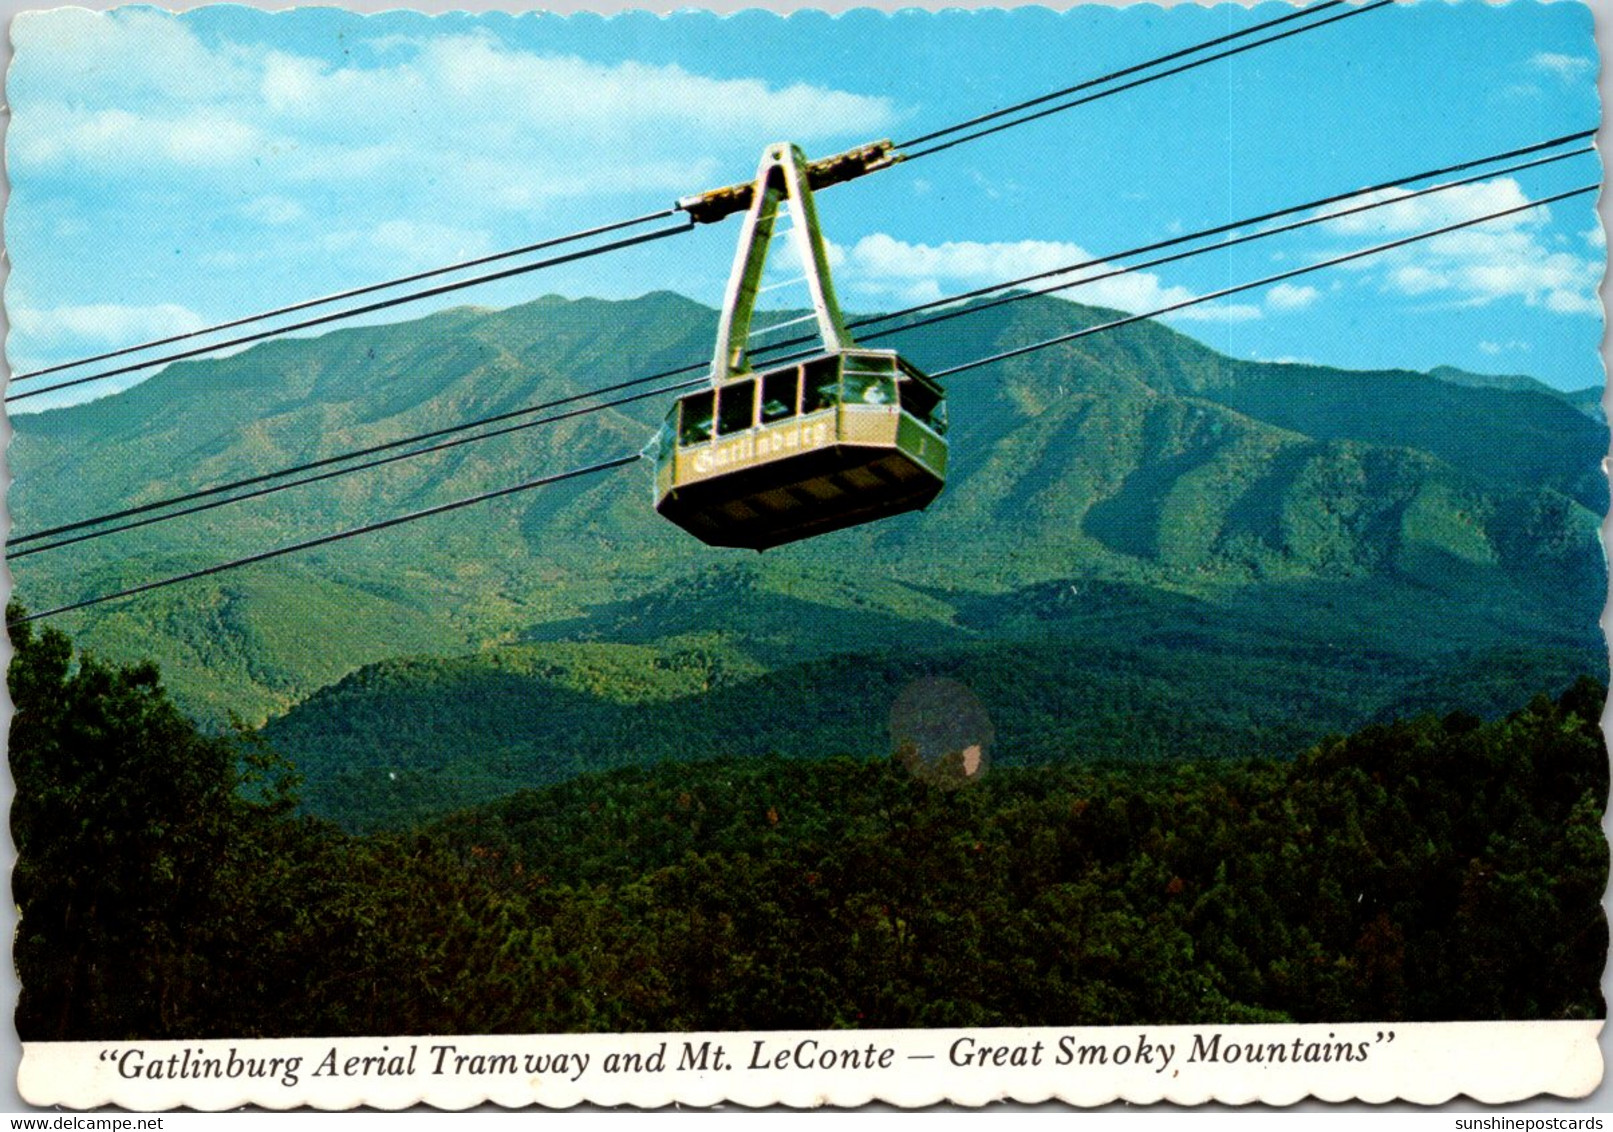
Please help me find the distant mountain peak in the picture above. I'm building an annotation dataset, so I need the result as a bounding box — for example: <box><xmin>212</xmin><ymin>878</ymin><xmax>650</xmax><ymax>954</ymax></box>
<box><xmin>11</xmin><ymin>288</ymin><xmax>1605</xmax><ymax>724</ymax></box>
<box><xmin>1427</xmin><ymin>363</ymin><xmax>1604</xmax><ymax>421</ymax></box>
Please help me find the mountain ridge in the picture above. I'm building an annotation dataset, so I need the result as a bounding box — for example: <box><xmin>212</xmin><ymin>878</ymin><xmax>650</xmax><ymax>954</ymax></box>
<box><xmin>10</xmin><ymin>289</ymin><xmax>1605</xmax><ymax>730</ymax></box>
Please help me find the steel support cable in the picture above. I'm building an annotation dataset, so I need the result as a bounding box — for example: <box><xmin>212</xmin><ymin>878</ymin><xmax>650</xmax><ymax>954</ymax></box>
<box><xmin>11</xmin><ymin>185</ymin><xmax>1592</xmax><ymax>626</ymax></box>
<box><xmin>703</xmin><ymin>145</ymin><xmax>1600</xmax><ymax>376</ymax></box>
<box><xmin>12</xmin><ymin>1</ymin><xmax>1383</xmax><ymax>397</ymax></box>
<box><xmin>8</xmin><ymin>377</ymin><xmax>706</xmax><ymax>560</ymax></box>
<box><xmin>10</xmin><ymin>0</ymin><xmax>1380</xmax><ymax>395</ymax></box>
<box><xmin>7</xmin><ymin>219</ymin><xmax>696</xmax><ymax>405</ymax></box>
<box><xmin>13</xmin><ymin>133</ymin><xmax>1592</xmax><ymax>552</ymax></box>
<box><xmin>902</xmin><ymin>0</ymin><xmax>1394</xmax><ymax>163</ymax></box>
<box><xmin>850</xmin><ymin>133</ymin><xmax>1596</xmax><ymax>335</ymax></box>
<box><xmin>7</xmin><ymin>454</ymin><xmax>644</xmax><ymax>626</ymax></box>
<box><xmin>860</xmin><ymin>145</ymin><xmax>1599</xmax><ymax>346</ymax></box>
<box><xmin>931</xmin><ymin>182</ymin><xmax>1599</xmax><ymax>379</ymax></box>
<box><xmin>10</xmin><ymin>209</ymin><xmax>681</xmax><ymax>385</ymax></box>
<box><xmin>897</xmin><ymin>0</ymin><xmax>1345</xmax><ymax>149</ymax></box>
<box><xmin>9</xmin><ymin>360</ymin><xmax>709</xmax><ymax>546</ymax></box>
<box><xmin>708</xmin><ymin>141</ymin><xmax>1601</xmax><ymax>372</ymax></box>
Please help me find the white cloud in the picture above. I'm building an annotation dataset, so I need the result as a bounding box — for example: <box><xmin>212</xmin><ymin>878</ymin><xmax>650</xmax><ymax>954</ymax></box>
<box><xmin>9</xmin><ymin>19</ymin><xmax>897</xmax><ymax>213</ymax></box>
<box><xmin>13</xmin><ymin>8</ymin><xmax>255</xmax><ymax>102</ymax></box>
<box><xmin>1320</xmin><ymin>179</ymin><xmax>1535</xmax><ymax>238</ymax></box>
<box><xmin>847</xmin><ymin>234</ymin><xmax>1086</xmax><ymax>288</ymax></box>
<box><xmin>1544</xmin><ymin>289</ymin><xmax>1601</xmax><ymax>315</ymax></box>
<box><xmin>404</xmin><ymin>36</ymin><xmax>895</xmax><ymax>140</ymax></box>
<box><xmin>1319</xmin><ymin>178</ymin><xmax>1601</xmax><ymax>317</ymax></box>
<box><xmin>280</xmin><ymin>142</ymin><xmax>408</xmax><ymax>185</ymax></box>
<box><xmin>838</xmin><ymin>233</ymin><xmax>1254</xmax><ymax>321</ymax></box>
<box><xmin>1388</xmin><ymin>264</ymin><xmax>1446</xmax><ymax>296</ymax></box>
<box><xmin>772</xmin><ymin>232</ymin><xmax>848</xmax><ymax>276</ymax></box>
<box><xmin>1479</xmin><ymin>339</ymin><xmax>1532</xmax><ymax>356</ymax></box>
<box><xmin>10</xmin><ymin>302</ymin><xmax>206</xmax><ymax>345</ymax></box>
<box><xmin>319</xmin><ymin>219</ymin><xmax>496</xmax><ymax>269</ymax></box>
<box><xmin>1531</xmin><ymin>52</ymin><xmax>1594</xmax><ymax>80</ymax></box>
<box><xmin>12</xmin><ymin>104</ymin><xmax>267</xmax><ymax>168</ymax></box>
<box><xmin>371</xmin><ymin>220</ymin><xmax>495</xmax><ymax>267</ymax></box>
<box><xmin>470</xmin><ymin>155</ymin><xmax>723</xmax><ymax>211</ymax></box>
<box><xmin>1266</xmin><ymin>283</ymin><xmax>1319</xmax><ymax>311</ymax></box>
<box><xmin>1169</xmin><ymin>302</ymin><xmax>1264</xmax><ymax>324</ymax></box>
<box><xmin>267</xmin><ymin>31</ymin><xmax>894</xmax><ymax>146</ymax></box>
<box><xmin>364</xmin><ymin>34</ymin><xmax>420</xmax><ymax>56</ymax></box>
<box><xmin>242</xmin><ymin>196</ymin><xmax>307</xmax><ymax>226</ymax></box>
<box><xmin>260</xmin><ymin>51</ymin><xmax>327</xmax><ymax>115</ymax></box>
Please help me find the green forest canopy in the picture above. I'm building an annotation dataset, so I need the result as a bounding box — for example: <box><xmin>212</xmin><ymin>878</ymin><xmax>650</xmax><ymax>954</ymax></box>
<box><xmin>10</xmin><ymin>608</ymin><xmax>1607</xmax><ymax>1039</ymax></box>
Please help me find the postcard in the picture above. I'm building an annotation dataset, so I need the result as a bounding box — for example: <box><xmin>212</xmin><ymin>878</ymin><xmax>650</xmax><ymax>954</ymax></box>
<box><xmin>4</xmin><ymin>0</ymin><xmax>1607</xmax><ymax>1110</ymax></box>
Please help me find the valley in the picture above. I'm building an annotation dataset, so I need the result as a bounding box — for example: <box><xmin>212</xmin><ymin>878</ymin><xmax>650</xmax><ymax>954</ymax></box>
<box><xmin>11</xmin><ymin>290</ymin><xmax>1605</xmax><ymax>830</ymax></box>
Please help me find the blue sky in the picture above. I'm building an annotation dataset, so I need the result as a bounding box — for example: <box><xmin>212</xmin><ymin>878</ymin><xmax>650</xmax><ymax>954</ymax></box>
<box><xmin>5</xmin><ymin>1</ymin><xmax>1603</xmax><ymax>410</ymax></box>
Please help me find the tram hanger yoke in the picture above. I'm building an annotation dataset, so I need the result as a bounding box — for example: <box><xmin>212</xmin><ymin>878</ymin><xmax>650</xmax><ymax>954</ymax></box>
<box><xmin>650</xmin><ymin>141</ymin><xmax>949</xmax><ymax>552</ymax></box>
<box><xmin>676</xmin><ymin>139</ymin><xmax>899</xmax><ymax>225</ymax></box>
<box><xmin>710</xmin><ymin>142</ymin><xmax>856</xmax><ymax>384</ymax></box>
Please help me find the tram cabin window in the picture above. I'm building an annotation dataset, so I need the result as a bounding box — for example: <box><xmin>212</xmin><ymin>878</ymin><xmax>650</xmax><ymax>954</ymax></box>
<box><xmin>761</xmin><ymin>369</ymin><xmax>799</xmax><ymax>423</ymax></box>
<box><xmin>900</xmin><ymin>379</ymin><xmax>947</xmax><ymax>434</ymax></box>
<box><xmin>717</xmin><ymin>379</ymin><xmax>757</xmax><ymax>436</ymax></box>
<box><xmin>679</xmin><ymin>391</ymin><xmax>715</xmax><ymax>446</ymax></box>
<box><xmin>803</xmin><ymin>357</ymin><xmax>840</xmax><ymax>413</ymax></box>
<box><xmin>652</xmin><ymin>418</ymin><xmax>675</xmax><ymax>466</ymax></box>
<box><xmin>842</xmin><ymin>362</ymin><xmax>896</xmax><ymax>406</ymax></box>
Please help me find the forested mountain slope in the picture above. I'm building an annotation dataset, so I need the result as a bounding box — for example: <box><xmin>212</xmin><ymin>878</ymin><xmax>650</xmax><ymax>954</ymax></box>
<box><xmin>14</xmin><ymin>613</ymin><xmax>1605</xmax><ymax>1038</ymax></box>
<box><xmin>12</xmin><ymin>291</ymin><xmax>1604</xmax><ymax>730</ymax></box>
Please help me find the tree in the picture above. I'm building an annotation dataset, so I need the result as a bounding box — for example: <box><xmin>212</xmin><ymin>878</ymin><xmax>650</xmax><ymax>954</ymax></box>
<box><xmin>11</xmin><ymin>605</ymin><xmax>250</xmax><ymax>1039</ymax></box>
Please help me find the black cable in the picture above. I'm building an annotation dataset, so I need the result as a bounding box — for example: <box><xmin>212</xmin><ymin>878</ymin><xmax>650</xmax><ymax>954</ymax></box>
<box><xmin>15</xmin><ymin>132</ymin><xmax>1593</xmax><ymax>553</ymax></box>
<box><xmin>9</xmin><ymin>361</ymin><xmax>709</xmax><ymax>546</ymax></box>
<box><xmin>14</xmin><ymin>185</ymin><xmax>1592</xmax><ymax>624</ymax></box>
<box><xmin>864</xmin><ymin>145</ymin><xmax>1598</xmax><ymax>346</ymax></box>
<box><xmin>932</xmin><ymin>183</ymin><xmax>1599</xmax><ymax>379</ymax></box>
<box><xmin>4</xmin><ymin>0</ymin><xmax>1380</xmax><ymax>400</ymax></box>
<box><xmin>897</xmin><ymin>1</ymin><xmax>1345</xmax><ymax>149</ymax></box>
<box><xmin>722</xmin><ymin>138</ymin><xmax>1597</xmax><ymax>367</ymax></box>
<box><xmin>7</xmin><ymin>220</ymin><xmax>695</xmax><ymax>405</ymax></box>
<box><xmin>8</xmin><ymin>378</ymin><xmax>704</xmax><ymax>560</ymax></box>
<box><xmin>10</xmin><ymin>209</ymin><xmax>680</xmax><ymax>385</ymax></box>
<box><xmin>903</xmin><ymin>0</ymin><xmax>1395</xmax><ymax>163</ymax></box>
<box><xmin>854</xmin><ymin>132</ymin><xmax>1597</xmax><ymax>335</ymax></box>
<box><xmin>7</xmin><ymin>454</ymin><xmax>643</xmax><ymax>626</ymax></box>
<box><xmin>7</xmin><ymin>1</ymin><xmax>1388</xmax><ymax>401</ymax></box>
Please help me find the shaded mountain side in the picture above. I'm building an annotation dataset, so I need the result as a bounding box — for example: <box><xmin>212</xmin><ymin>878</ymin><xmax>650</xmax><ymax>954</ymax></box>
<box><xmin>524</xmin><ymin>560</ymin><xmax>966</xmax><ymax>669</ymax></box>
<box><xmin>534</xmin><ymin>561</ymin><xmax>1600</xmax><ymax>664</ymax></box>
<box><xmin>40</xmin><ymin>561</ymin><xmax>469</xmax><ymax>724</ymax></box>
<box><xmin>14</xmin><ymin>594</ymin><xmax>1605</xmax><ymax>1036</ymax></box>
<box><xmin>19</xmin><ymin>293</ymin><xmax>1602</xmax><ymax>523</ymax></box>
<box><xmin>1430</xmin><ymin>364</ymin><xmax>1605</xmax><ymax>421</ymax></box>
<box><xmin>1201</xmin><ymin>361</ymin><xmax>1607</xmax><ymax>512</ymax></box>
<box><xmin>519</xmin><ymin>383</ymin><xmax>1603</xmax><ymax>611</ymax></box>
<box><xmin>880</xmin><ymin>298</ymin><xmax>1607</xmax><ymax>509</ymax></box>
<box><xmin>12</xmin><ymin>290</ymin><xmax>1605</xmax><ymax>724</ymax></box>
<box><xmin>265</xmin><ymin>572</ymin><xmax>1602</xmax><ymax>832</ymax></box>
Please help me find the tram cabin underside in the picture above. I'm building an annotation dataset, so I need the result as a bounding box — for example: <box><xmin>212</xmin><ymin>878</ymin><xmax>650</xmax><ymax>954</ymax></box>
<box><xmin>653</xmin><ymin>349</ymin><xmax>948</xmax><ymax>551</ymax></box>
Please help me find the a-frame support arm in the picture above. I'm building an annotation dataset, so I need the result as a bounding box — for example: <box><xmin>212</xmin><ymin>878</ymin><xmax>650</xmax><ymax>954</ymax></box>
<box><xmin>709</xmin><ymin>143</ymin><xmax>857</xmax><ymax>385</ymax></box>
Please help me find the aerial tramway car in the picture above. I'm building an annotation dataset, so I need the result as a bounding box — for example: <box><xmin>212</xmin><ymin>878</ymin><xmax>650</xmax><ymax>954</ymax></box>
<box><xmin>652</xmin><ymin>142</ymin><xmax>948</xmax><ymax>551</ymax></box>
